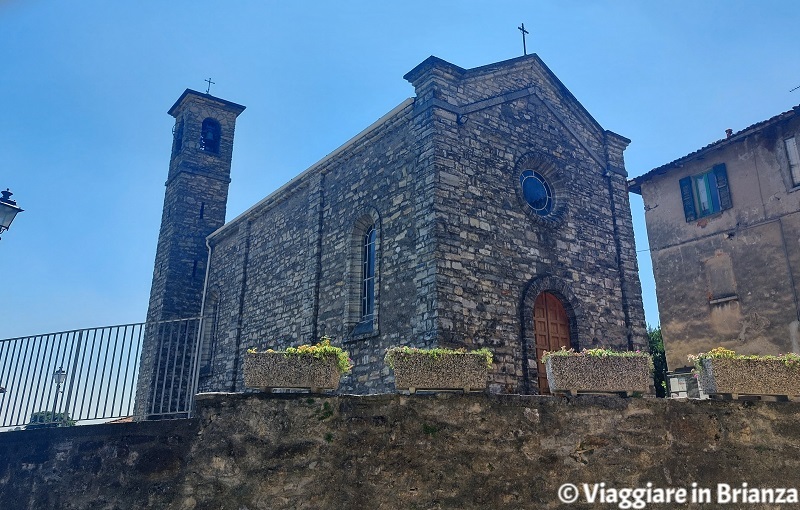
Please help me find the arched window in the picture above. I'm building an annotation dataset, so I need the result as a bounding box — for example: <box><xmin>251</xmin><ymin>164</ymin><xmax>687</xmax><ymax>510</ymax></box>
<box><xmin>361</xmin><ymin>225</ymin><xmax>376</xmax><ymax>322</ymax></box>
<box><xmin>348</xmin><ymin>211</ymin><xmax>380</xmax><ymax>336</ymax></box>
<box><xmin>200</xmin><ymin>118</ymin><xmax>221</xmax><ymax>154</ymax></box>
<box><xmin>172</xmin><ymin>119</ymin><xmax>183</xmax><ymax>156</ymax></box>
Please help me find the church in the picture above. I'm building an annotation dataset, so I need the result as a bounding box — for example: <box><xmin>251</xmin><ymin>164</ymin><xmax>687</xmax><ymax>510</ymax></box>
<box><xmin>137</xmin><ymin>53</ymin><xmax>648</xmax><ymax>403</ymax></box>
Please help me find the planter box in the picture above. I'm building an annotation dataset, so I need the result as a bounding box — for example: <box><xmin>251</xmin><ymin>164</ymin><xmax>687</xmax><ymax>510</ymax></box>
<box><xmin>697</xmin><ymin>358</ymin><xmax>800</xmax><ymax>398</ymax></box>
<box><xmin>545</xmin><ymin>355</ymin><xmax>652</xmax><ymax>396</ymax></box>
<box><xmin>389</xmin><ymin>353</ymin><xmax>489</xmax><ymax>393</ymax></box>
<box><xmin>244</xmin><ymin>352</ymin><xmax>341</xmax><ymax>393</ymax></box>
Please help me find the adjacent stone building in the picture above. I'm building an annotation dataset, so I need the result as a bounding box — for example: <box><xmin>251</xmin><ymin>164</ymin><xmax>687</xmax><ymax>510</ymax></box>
<box><xmin>629</xmin><ymin>105</ymin><xmax>800</xmax><ymax>372</ymax></box>
<box><xmin>141</xmin><ymin>53</ymin><xmax>648</xmax><ymax>401</ymax></box>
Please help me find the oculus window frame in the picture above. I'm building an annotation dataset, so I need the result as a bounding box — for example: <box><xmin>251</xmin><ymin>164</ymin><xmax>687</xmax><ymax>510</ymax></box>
<box><xmin>513</xmin><ymin>152</ymin><xmax>569</xmax><ymax>228</ymax></box>
<box><xmin>520</xmin><ymin>170</ymin><xmax>554</xmax><ymax>216</ymax></box>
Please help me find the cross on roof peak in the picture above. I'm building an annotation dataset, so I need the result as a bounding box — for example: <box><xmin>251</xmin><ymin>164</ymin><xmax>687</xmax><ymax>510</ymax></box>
<box><xmin>518</xmin><ymin>23</ymin><xmax>529</xmax><ymax>56</ymax></box>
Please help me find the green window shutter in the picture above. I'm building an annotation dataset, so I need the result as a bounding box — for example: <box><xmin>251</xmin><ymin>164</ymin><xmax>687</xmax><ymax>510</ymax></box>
<box><xmin>679</xmin><ymin>176</ymin><xmax>697</xmax><ymax>222</ymax></box>
<box><xmin>713</xmin><ymin>163</ymin><xmax>732</xmax><ymax>211</ymax></box>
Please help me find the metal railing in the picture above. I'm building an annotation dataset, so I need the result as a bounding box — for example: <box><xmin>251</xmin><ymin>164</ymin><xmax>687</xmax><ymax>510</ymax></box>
<box><xmin>0</xmin><ymin>318</ymin><xmax>201</xmax><ymax>431</ymax></box>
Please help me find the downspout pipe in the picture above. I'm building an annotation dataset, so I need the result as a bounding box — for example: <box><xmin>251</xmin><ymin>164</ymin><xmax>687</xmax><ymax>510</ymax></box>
<box><xmin>188</xmin><ymin>237</ymin><xmax>214</xmax><ymax>415</ymax></box>
<box><xmin>603</xmin><ymin>132</ymin><xmax>635</xmax><ymax>351</ymax></box>
<box><xmin>231</xmin><ymin>221</ymin><xmax>252</xmax><ymax>392</ymax></box>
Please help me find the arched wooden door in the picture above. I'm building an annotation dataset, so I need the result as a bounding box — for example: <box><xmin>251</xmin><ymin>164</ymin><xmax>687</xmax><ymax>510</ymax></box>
<box><xmin>533</xmin><ymin>292</ymin><xmax>571</xmax><ymax>394</ymax></box>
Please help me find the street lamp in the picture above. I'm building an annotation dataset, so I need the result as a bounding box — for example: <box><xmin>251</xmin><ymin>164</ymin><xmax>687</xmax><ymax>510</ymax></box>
<box><xmin>52</xmin><ymin>366</ymin><xmax>66</xmax><ymax>424</ymax></box>
<box><xmin>0</xmin><ymin>189</ymin><xmax>24</xmax><ymax>239</ymax></box>
<box><xmin>53</xmin><ymin>367</ymin><xmax>67</xmax><ymax>388</ymax></box>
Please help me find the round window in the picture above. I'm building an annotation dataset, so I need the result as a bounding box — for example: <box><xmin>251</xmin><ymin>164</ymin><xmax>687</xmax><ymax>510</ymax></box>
<box><xmin>520</xmin><ymin>170</ymin><xmax>553</xmax><ymax>216</ymax></box>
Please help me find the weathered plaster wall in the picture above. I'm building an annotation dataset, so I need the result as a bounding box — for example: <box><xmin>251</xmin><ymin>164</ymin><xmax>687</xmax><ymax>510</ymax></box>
<box><xmin>3</xmin><ymin>393</ymin><xmax>800</xmax><ymax>510</ymax></box>
<box><xmin>641</xmin><ymin>112</ymin><xmax>800</xmax><ymax>370</ymax></box>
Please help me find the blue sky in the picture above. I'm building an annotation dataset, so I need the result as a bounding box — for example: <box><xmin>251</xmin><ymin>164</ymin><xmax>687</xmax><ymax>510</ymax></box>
<box><xmin>1</xmin><ymin>1</ymin><xmax>798</xmax><ymax>339</ymax></box>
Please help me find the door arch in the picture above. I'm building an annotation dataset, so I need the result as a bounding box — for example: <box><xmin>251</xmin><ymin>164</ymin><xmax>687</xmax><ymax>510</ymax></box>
<box><xmin>533</xmin><ymin>292</ymin><xmax>572</xmax><ymax>394</ymax></box>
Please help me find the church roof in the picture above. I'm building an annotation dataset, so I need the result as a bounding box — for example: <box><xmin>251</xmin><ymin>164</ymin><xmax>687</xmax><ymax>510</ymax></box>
<box><xmin>210</xmin><ymin>53</ymin><xmax>627</xmax><ymax>241</ymax></box>
<box><xmin>628</xmin><ymin>104</ymin><xmax>800</xmax><ymax>194</ymax></box>
<box><xmin>208</xmin><ymin>98</ymin><xmax>415</xmax><ymax>242</ymax></box>
<box><xmin>404</xmin><ymin>53</ymin><xmax>611</xmax><ymax>138</ymax></box>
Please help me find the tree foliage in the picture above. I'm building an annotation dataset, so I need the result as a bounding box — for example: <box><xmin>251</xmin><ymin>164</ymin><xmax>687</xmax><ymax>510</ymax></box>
<box><xmin>26</xmin><ymin>411</ymin><xmax>76</xmax><ymax>429</ymax></box>
<box><xmin>647</xmin><ymin>325</ymin><xmax>668</xmax><ymax>398</ymax></box>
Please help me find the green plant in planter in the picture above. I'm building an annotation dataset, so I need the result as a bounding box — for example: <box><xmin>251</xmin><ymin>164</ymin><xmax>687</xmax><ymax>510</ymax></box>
<box><xmin>541</xmin><ymin>347</ymin><xmax>654</xmax><ymax>396</ymax></box>
<box><xmin>384</xmin><ymin>346</ymin><xmax>493</xmax><ymax>369</ymax></box>
<box><xmin>248</xmin><ymin>336</ymin><xmax>354</xmax><ymax>375</ymax></box>
<box><xmin>541</xmin><ymin>347</ymin><xmax>654</xmax><ymax>372</ymax></box>
<box><xmin>385</xmin><ymin>345</ymin><xmax>493</xmax><ymax>393</ymax></box>
<box><xmin>688</xmin><ymin>347</ymin><xmax>800</xmax><ymax>373</ymax></box>
<box><xmin>689</xmin><ymin>347</ymin><xmax>800</xmax><ymax>398</ymax></box>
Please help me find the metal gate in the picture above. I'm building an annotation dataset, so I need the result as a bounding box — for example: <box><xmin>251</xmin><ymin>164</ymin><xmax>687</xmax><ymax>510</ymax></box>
<box><xmin>0</xmin><ymin>318</ymin><xmax>201</xmax><ymax>431</ymax></box>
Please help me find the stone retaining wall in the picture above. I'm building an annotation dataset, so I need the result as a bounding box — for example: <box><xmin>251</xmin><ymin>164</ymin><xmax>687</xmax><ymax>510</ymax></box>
<box><xmin>2</xmin><ymin>393</ymin><xmax>799</xmax><ymax>509</ymax></box>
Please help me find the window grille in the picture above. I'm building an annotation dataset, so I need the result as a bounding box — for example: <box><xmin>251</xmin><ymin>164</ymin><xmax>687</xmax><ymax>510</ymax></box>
<box><xmin>361</xmin><ymin>225</ymin><xmax>376</xmax><ymax>321</ymax></box>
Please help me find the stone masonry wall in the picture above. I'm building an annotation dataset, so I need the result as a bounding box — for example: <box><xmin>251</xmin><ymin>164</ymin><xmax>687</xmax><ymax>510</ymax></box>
<box><xmin>414</xmin><ymin>56</ymin><xmax>647</xmax><ymax>393</ymax></box>
<box><xmin>314</xmin><ymin>101</ymin><xmax>439</xmax><ymax>392</ymax></box>
<box><xmin>202</xmin><ymin>100</ymin><xmax>439</xmax><ymax>394</ymax></box>
<box><xmin>202</xmin><ymin>182</ymin><xmax>315</xmax><ymax>393</ymax></box>
<box><xmin>3</xmin><ymin>393</ymin><xmax>800</xmax><ymax>509</ymax></box>
<box><xmin>149</xmin><ymin>173</ymin><xmax>228</xmax><ymax>321</ymax></box>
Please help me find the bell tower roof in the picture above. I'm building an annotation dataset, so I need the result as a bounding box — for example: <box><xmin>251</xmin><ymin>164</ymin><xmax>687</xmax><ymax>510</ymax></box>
<box><xmin>168</xmin><ymin>89</ymin><xmax>246</xmax><ymax>118</ymax></box>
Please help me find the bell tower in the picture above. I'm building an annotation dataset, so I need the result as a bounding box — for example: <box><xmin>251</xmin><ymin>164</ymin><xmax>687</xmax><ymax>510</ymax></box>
<box><xmin>148</xmin><ymin>89</ymin><xmax>246</xmax><ymax>322</ymax></box>
<box><xmin>135</xmin><ymin>89</ymin><xmax>245</xmax><ymax>418</ymax></box>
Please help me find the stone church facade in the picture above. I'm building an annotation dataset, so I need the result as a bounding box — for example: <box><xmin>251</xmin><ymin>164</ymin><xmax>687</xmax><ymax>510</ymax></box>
<box><xmin>140</xmin><ymin>54</ymin><xmax>647</xmax><ymax>400</ymax></box>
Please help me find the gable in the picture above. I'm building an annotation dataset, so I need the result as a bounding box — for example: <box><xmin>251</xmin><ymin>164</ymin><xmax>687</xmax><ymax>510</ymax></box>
<box><xmin>405</xmin><ymin>54</ymin><xmax>625</xmax><ymax>172</ymax></box>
